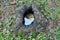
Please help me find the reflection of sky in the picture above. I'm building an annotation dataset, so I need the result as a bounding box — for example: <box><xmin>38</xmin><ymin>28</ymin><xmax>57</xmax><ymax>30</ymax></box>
<box><xmin>24</xmin><ymin>17</ymin><xmax>34</xmax><ymax>25</ymax></box>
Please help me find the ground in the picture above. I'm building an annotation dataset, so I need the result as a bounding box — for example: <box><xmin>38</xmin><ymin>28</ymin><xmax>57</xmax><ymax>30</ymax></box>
<box><xmin>0</xmin><ymin>0</ymin><xmax>60</xmax><ymax>40</ymax></box>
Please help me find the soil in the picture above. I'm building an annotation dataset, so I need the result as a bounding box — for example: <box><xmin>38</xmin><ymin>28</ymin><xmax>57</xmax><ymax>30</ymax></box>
<box><xmin>0</xmin><ymin>0</ymin><xmax>60</xmax><ymax>38</ymax></box>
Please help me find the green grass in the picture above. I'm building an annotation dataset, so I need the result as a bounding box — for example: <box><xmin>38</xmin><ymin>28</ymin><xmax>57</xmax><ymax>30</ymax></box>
<box><xmin>0</xmin><ymin>27</ymin><xmax>60</xmax><ymax>40</ymax></box>
<box><xmin>0</xmin><ymin>22</ymin><xmax>2</xmax><ymax>28</ymax></box>
<box><xmin>51</xmin><ymin>26</ymin><xmax>60</xmax><ymax>40</ymax></box>
<box><xmin>0</xmin><ymin>0</ymin><xmax>60</xmax><ymax>40</ymax></box>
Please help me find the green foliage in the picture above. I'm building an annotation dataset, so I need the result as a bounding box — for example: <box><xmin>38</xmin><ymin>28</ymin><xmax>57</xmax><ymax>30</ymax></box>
<box><xmin>0</xmin><ymin>22</ymin><xmax>2</xmax><ymax>28</ymax></box>
<box><xmin>35</xmin><ymin>0</ymin><xmax>47</xmax><ymax>6</ymax></box>
<box><xmin>0</xmin><ymin>29</ymin><xmax>13</xmax><ymax>40</ymax></box>
<box><xmin>17</xmin><ymin>0</ymin><xmax>23</xmax><ymax>6</ymax></box>
<box><xmin>5</xmin><ymin>13</ymin><xmax>16</xmax><ymax>27</ymax></box>
<box><xmin>15</xmin><ymin>29</ymin><xmax>23</xmax><ymax>36</ymax></box>
<box><xmin>55</xmin><ymin>8</ymin><xmax>60</xmax><ymax>19</ymax></box>
<box><xmin>35</xmin><ymin>0</ymin><xmax>40</xmax><ymax>5</ymax></box>
<box><xmin>37</xmin><ymin>32</ymin><xmax>47</xmax><ymax>40</ymax></box>
<box><xmin>0</xmin><ymin>27</ymin><xmax>60</xmax><ymax>40</ymax></box>
<box><xmin>17</xmin><ymin>0</ymin><xmax>32</xmax><ymax>6</ymax></box>
<box><xmin>15</xmin><ymin>36</ymin><xmax>21</xmax><ymax>40</ymax></box>
<box><xmin>50</xmin><ymin>16</ymin><xmax>56</xmax><ymax>21</ymax></box>
<box><xmin>53</xmin><ymin>26</ymin><xmax>60</xmax><ymax>35</ymax></box>
<box><xmin>35</xmin><ymin>0</ymin><xmax>60</xmax><ymax>21</ymax></box>
<box><xmin>51</xmin><ymin>26</ymin><xmax>60</xmax><ymax>40</ymax></box>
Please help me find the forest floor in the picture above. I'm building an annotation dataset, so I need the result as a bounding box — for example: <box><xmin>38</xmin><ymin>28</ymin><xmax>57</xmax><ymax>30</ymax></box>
<box><xmin>0</xmin><ymin>0</ymin><xmax>60</xmax><ymax>40</ymax></box>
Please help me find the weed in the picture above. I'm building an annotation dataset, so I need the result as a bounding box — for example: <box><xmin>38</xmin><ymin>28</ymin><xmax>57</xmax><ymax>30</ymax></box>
<box><xmin>0</xmin><ymin>22</ymin><xmax>2</xmax><ymax>28</ymax></box>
